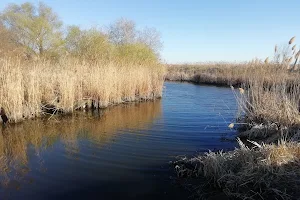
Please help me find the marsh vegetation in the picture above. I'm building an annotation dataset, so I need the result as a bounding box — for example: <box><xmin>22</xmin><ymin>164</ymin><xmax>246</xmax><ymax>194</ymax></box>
<box><xmin>0</xmin><ymin>2</ymin><xmax>164</xmax><ymax>123</ymax></box>
<box><xmin>1</xmin><ymin>1</ymin><xmax>300</xmax><ymax>200</ymax></box>
<box><xmin>172</xmin><ymin>38</ymin><xmax>300</xmax><ymax>199</ymax></box>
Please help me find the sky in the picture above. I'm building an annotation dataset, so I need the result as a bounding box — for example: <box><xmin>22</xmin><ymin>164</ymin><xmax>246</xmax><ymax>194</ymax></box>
<box><xmin>1</xmin><ymin>0</ymin><xmax>300</xmax><ymax>63</ymax></box>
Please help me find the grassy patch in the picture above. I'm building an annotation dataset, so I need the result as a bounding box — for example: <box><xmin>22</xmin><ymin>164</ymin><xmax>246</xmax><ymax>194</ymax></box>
<box><xmin>174</xmin><ymin>138</ymin><xmax>300</xmax><ymax>200</ymax></box>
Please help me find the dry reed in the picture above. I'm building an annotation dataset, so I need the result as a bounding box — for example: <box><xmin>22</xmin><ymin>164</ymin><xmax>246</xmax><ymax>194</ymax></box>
<box><xmin>0</xmin><ymin>57</ymin><xmax>165</xmax><ymax>123</ymax></box>
<box><xmin>174</xmin><ymin>138</ymin><xmax>300</xmax><ymax>200</ymax></box>
<box><xmin>289</xmin><ymin>36</ymin><xmax>296</xmax><ymax>45</ymax></box>
<box><xmin>165</xmin><ymin>62</ymin><xmax>250</xmax><ymax>86</ymax></box>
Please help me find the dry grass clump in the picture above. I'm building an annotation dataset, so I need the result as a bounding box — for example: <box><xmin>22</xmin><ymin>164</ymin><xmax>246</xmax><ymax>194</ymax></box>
<box><xmin>235</xmin><ymin>83</ymin><xmax>300</xmax><ymax>126</ymax></box>
<box><xmin>174</xmin><ymin>138</ymin><xmax>300</xmax><ymax>200</ymax></box>
<box><xmin>0</xmin><ymin>57</ymin><xmax>164</xmax><ymax>123</ymax></box>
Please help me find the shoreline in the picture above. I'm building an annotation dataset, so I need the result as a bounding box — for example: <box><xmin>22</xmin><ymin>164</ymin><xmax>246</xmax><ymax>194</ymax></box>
<box><xmin>165</xmin><ymin>78</ymin><xmax>241</xmax><ymax>87</ymax></box>
<box><xmin>167</xmin><ymin>64</ymin><xmax>300</xmax><ymax>200</ymax></box>
<box><xmin>2</xmin><ymin>97</ymin><xmax>162</xmax><ymax>126</ymax></box>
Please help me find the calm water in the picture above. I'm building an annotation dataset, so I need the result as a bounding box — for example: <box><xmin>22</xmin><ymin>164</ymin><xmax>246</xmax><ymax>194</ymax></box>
<box><xmin>0</xmin><ymin>82</ymin><xmax>237</xmax><ymax>200</ymax></box>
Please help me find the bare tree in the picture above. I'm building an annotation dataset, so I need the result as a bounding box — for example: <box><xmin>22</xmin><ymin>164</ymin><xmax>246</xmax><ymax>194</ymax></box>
<box><xmin>108</xmin><ymin>18</ymin><xmax>163</xmax><ymax>55</ymax></box>
<box><xmin>137</xmin><ymin>27</ymin><xmax>162</xmax><ymax>54</ymax></box>
<box><xmin>108</xmin><ymin>18</ymin><xmax>136</xmax><ymax>45</ymax></box>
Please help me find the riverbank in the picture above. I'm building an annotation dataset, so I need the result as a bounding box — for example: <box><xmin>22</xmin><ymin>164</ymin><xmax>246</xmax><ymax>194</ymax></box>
<box><xmin>166</xmin><ymin>61</ymin><xmax>300</xmax><ymax>133</ymax></box>
<box><xmin>0</xmin><ymin>57</ymin><xmax>164</xmax><ymax>123</ymax></box>
<box><xmin>172</xmin><ymin>38</ymin><xmax>300</xmax><ymax>199</ymax></box>
<box><xmin>172</xmin><ymin>74</ymin><xmax>300</xmax><ymax>199</ymax></box>
<box><xmin>173</xmin><ymin>138</ymin><xmax>300</xmax><ymax>200</ymax></box>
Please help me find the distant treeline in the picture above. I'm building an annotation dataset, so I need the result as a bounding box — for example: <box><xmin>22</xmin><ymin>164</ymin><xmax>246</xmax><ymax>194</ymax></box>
<box><xmin>0</xmin><ymin>2</ymin><xmax>162</xmax><ymax>63</ymax></box>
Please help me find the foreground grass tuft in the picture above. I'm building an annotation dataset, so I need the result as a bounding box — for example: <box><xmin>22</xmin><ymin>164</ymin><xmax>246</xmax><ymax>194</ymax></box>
<box><xmin>174</xmin><ymin>138</ymin><xmax>300</xmax><ymax>200</ymax></box>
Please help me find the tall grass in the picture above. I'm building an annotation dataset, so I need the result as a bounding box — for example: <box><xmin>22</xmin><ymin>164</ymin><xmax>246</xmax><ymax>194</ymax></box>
<box><xmin>232</xmin><ymin>37</ymin><xmax>300</xmax><ymax>140</ymax></box>
<box><xmin>0</xmin><ymin>57</ymin><xmax>165</xmax><ymax>123</ymax></box>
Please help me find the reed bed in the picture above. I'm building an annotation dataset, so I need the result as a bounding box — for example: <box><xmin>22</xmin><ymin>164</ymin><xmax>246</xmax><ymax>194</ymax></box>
<box><xmin>166</xmin><ymin>62</ymin><xmax>300</xmax><ymax>86</ymax></box>
<box><xmin>165</xmin><ymin>62</ymin><xmax>248</xmax><ymax>86</ymax></box>
<box><xmin>0</xmin><ymin>57</ymin><xmax>165</xmax><ymax>123</ymax></box>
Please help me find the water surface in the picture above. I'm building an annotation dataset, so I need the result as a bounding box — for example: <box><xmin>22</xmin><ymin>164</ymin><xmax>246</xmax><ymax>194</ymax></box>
<box><xmin>0</xmin><ymin>82</ymin><xmax>237</xmax><ymax>200</ymax></box>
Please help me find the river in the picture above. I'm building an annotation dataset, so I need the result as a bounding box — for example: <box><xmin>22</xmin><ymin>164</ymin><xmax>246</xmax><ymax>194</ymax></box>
<box><xmin>0</xmin><ymin>82</ymin><xmax>238</xmax><ymax>200</ymax></box>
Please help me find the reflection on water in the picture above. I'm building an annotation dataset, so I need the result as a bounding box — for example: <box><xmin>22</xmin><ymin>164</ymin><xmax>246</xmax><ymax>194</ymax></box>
<box><xmin>0</xmin><ymin>82</ymin><xmax>237</xmax><ymax>200</ymax></box>
<box><xmin>0</xmin><ymin>101</ymin><xmax>161</xmax><ymax>193</ymax></box>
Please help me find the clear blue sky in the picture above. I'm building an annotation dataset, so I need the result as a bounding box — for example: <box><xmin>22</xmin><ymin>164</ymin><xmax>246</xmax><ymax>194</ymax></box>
<box><xmin>1</xmin><ymin>0</ymin><xmax>300</xmax><ymax>63</ymax></box>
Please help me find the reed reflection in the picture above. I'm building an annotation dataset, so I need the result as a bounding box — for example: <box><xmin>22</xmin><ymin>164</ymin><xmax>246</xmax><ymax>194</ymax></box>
<box><xmin>0</xmin><ymin>100</ymin><xmax>161</xmax><ymax>190</ymax></box>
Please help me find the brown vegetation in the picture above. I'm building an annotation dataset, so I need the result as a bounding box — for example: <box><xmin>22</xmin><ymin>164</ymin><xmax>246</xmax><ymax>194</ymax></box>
<box><xmin>174</xmin><ymin>138</ymin><xmax>300</xmax><ymax>200</ymax></box>
<box><xmin>0</xmin><ymin>57</ymin><xmax>164</xmax><ymax>123</ymax></box>
<box><xmin>166</xmin><ymin>62</ymin><xmax>249</xmax><ymax>86</ymax></box>
<box><xmin>173</xmin><ymin>37</ymin><xmax>300</xmax><ymax>200</ymax></box>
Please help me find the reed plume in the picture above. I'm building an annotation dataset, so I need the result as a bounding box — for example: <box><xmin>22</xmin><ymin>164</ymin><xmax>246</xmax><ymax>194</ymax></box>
<box><xmin>264</xmin><ymin>57</ymin><xmax>269</xmax><ymax>64</ymax></box>
<box><xmin>289</xmin><ymin>36</ymin><xmax>296</xmax><ymax>44</ymax></box>
<box><xmin>295</xmin><ymin>50</ymin><xmax>300</xmax><ymax>59</ymax></box>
